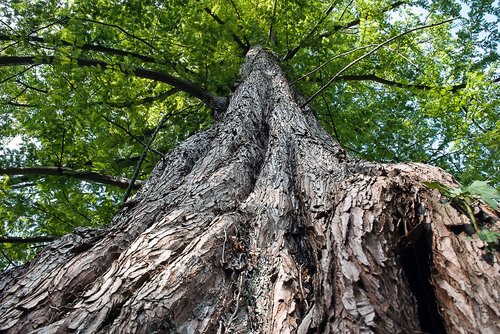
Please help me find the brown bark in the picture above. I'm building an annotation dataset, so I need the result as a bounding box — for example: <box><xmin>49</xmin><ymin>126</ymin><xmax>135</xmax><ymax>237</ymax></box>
<box><xmin>0</xmin><ymin>47</ymin><xmax>498</xmax><ymax>333</ymax></box>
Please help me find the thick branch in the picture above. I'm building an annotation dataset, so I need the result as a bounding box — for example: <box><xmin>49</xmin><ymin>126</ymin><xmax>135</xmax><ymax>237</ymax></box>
<box><xmin>0</xmin><ymin>236</ymin><xmax>58</xmax><ymax>244</ymax></box>
<box><xmin>0</xmin><ymin>166</ymin><xmax>143</xmax><ymax>189</ymax></box>
<box><xmin>0</xmin><ymin>56</ymin><xmax>219</xmax><ymax>107</ymax></box>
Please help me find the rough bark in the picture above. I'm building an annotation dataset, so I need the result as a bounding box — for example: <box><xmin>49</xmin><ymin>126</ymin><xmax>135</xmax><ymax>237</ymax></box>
<box><xmin>0</xmin><ymin>46</ymin><xmax>498</xmax><ymax>333</ymax></box>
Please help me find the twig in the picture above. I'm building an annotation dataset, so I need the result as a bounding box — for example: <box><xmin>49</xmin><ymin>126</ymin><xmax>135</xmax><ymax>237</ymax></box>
<box><xmin>100</xmin><ymin>114</ymin><xmax>164</xmax><ymax>157</ymax></box>
<box><xmin>28</xmin><ymin>17</ymin><xmax>68</xmax><ymax>35</ymax></box>
<box><xmin>0</xmin><ymin>248</ymin><xmax>17</xmax><ymax>267</ymax></box>
<box><xmin>122</xmin><ymin>108</ymin><xmax>181</xmax><ymax>201</ymax></box>
<box><xmin>0</xmin><ymin>19</ymin><xmax>17</xmax><ymax>34</ymax></box>
<box><xmin>0</xmin><ymin>64</ymin><xmax>37</xmax><ymax>85</ymax></box>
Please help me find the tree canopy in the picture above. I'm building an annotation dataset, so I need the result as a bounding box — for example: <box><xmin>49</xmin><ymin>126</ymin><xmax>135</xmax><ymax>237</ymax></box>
<box><xmin>0</xmin><ymin>0</ymin><xmax>499</xmax><ymax>269</ymax></box>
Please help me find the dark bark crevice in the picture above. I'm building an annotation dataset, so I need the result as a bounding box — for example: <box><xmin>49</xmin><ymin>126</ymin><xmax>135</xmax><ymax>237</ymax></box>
<box><xmin>400</xmin><ymin>233</ymin><xmax>447</xmax><ymax>334</ymax></box>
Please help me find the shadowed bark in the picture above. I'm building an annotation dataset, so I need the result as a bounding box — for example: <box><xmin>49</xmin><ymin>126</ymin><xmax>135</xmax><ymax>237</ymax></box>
<box><xmin>0</xmin><ymin>47</ymin><xmax>498</xmax><ymax>333</ymax></box>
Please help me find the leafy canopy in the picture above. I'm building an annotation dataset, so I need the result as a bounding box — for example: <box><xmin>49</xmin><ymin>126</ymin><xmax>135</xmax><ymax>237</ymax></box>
<box><xmin>0</xmin><ymin>0</ymin><xmax>498</xmax><ymax>268</ymax></box>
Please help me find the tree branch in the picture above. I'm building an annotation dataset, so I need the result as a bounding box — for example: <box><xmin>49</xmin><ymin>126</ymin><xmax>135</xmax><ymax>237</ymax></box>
<box><xmin>0</xmin><ymin>236</ymin><xmax>58</xmax><ymax>244</ymax></box>
<box><xmin>101</xmin><ymin>114</ymin><xmax>164</xmax><ymax>157</ymax></box>
<box><xmin>0</xmin><ymin>166</ymin><xmax>143</xmax><ymax>189</ymax></box>
<box><xmin>319</xmin><ymin>73</ymin><xmax>500</xmax><ymax>92</ymax></box>
<box><xmin>0</xmin><ymin>55</ymin><xmax>219</xmax><ymax>107</ymax></box>
<box><xmin>283</xmin><ymin>0</ymin><xmax>338</xmax><ymax>61</ymax></box>
<box><xmin>302</xmin><ymin>17</ymin><xmax>457</xmax><ymax>107</ymax></box>
<box><xmin>0</xmin><ymin>33</ymin><xmax>159</xmax><ymax>64</ymax></box>
<box><xmin>123</xmin><ymin>109</ymin><xmax>177</xmax><ymax>202</ymax></box>
<box><xmin>291</xmin><ymin>45</ymin><xmax>375</xmax><ymax>85</ymax></box>
<box><xmin>334</xmin><ymin>74</ymin><xmax>431</xmax><ymax>89</ymax></box>
<box><xmin>322</xmin><ymin>1</ymin><xmax>407</xmax><ymax>37</ymax></box>
<box><xmin>15</xmin><ymin>80</ymin><xmax>48</xmax><ymax>93</ymax></box>
<box><xmin>95</xmin><ymin>88</ymin><xmax>179</xmax><ymax>108</ymax></box>
<box><xmin>75</xmin><ymin>17</ymin><xmax>156</xmax><ymax>50</ymax></box>
<box><xmin>0</xmin><ymin>248</ymin><xmax>17</xmax><ymax>267</ymax></box>
<box><xmin>203</xmin><ymin>8</ymin><xmax>250</xmax><ymax>53</ymax></box>
<box><xmin>285</xmin><ymin>1</ymin><xmax>406</xmax><ymax>61</ymax></box>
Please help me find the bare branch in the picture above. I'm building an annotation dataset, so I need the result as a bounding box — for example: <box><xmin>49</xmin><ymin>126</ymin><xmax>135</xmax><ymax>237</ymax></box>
<box><xmin>0</xmin><ymin>166</ymin><xmax>144</xmax><ymax>189</ymax></box>
<box><xmin>302</xmin><ymin>17</ymin><xmax>457</xmax><ymax>107</ymax></box>
<box><xmin>267</xmin><ymin>0</ymin><xmax>279</xmax><ymax>46</ymax></box>
<box><xmin>15</xmin><ymin>80</ymin><xmax>48</xmax><ymax>93</ymax></box>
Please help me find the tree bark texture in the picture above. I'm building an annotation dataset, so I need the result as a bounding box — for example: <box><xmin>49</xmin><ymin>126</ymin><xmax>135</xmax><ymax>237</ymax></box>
<box><xmin>0</xmin><ymin>47</ymin><xmax>498</xmax><ymax>333</ymax></box>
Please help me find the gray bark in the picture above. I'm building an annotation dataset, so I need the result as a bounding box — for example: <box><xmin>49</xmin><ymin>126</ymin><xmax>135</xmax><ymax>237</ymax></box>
<box><xmin>0</xmin><ymin>46</ymin><xmax>498</xmax><ymax>334</ymax></box>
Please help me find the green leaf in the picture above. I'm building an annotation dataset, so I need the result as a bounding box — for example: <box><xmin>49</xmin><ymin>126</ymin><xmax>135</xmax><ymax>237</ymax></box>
<box><xmin>424</xmin><ymin>181</ymin><xmax>456</xmax><ymax>198</ymax></box>
<box><xmin>478</xmin><ymin>229</ymin><xmax>500</xmax><ymax>244</ymax></box>
<box><xmin>464</xmin><ymin>181</ymin><xmax>500</xmax><ymax>209</ymax></box>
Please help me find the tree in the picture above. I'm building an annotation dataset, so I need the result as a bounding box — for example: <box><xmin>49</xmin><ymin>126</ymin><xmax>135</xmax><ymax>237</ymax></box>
<box><xmin>0</xmin><ymin>0</ymin><xmax>499</xmax><ymax>332</ymax></box>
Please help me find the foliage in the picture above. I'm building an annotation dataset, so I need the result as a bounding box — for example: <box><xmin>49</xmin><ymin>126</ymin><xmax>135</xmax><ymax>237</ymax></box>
<box><xmin>0</xmin><ymin>0</ymin><xmax>498</xmax><ymax>269</ymax></box>
<box><xmin>425</xmin><ymin>180</ymin><xmax>500</xmax><ymax>251</ymax></box>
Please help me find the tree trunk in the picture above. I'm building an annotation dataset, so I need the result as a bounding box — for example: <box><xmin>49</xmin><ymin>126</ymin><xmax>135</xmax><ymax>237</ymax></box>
<box><xmin>0</xmin><ymin>46</ymin><xmax>498</xmax><ymax>334</ymax></box>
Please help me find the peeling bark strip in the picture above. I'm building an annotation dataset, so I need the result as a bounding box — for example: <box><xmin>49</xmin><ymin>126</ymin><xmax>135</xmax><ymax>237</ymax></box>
<box><xmin>0</xmin><ymin>47</ymin><xmax>498</xmax><ymax>333</ymax></box>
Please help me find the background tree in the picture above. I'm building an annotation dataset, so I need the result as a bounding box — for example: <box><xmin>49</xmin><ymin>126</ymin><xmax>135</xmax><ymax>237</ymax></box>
<box><xmin>0</xmin><ymin>0</ymin><xmax>498</xmax><ymax>332</ymax></box>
